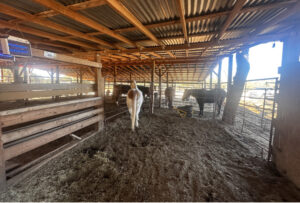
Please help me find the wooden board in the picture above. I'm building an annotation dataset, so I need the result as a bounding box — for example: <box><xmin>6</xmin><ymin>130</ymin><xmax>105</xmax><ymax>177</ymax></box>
<box><xmin>4</xmin><ymin>115</ymin><xmax>102</xmax><ymax>161</ymax></box>
<box><xmin>0</xmin><ymin>88</ymin><xmax>95</xmax><ymax>101</ymax></box>
<box><xmin>2</xmin><ymin>108</ymin><xmax>103</xmax><ymax>143</ymax></box>
<box><xmin>0</xmin><ymin>83</ymin><xmax>95</xmax><ymax>92</ymax></box>
<box><xmin>1</xmin><ymin>98</ymin><xmax>103</xmax><ymax>127</ymax></box>
<box><xmin>32</xmin><ymin>48</ymin><xmax>102</xmax><ymax>68</ymax></box>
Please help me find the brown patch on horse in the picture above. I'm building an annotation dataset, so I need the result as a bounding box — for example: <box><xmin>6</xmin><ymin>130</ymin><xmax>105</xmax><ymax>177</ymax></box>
<box><xmin>128</xmin><ymin>89</ymin><xmax>137</xmax><ymax>99</ymax></box>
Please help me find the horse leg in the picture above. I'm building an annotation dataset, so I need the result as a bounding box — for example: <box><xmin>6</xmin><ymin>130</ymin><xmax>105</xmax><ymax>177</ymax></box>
<box><xmin>200</xmin><ymin>103</ymin><xmax>204</xmax><ymax>116</ymax></box>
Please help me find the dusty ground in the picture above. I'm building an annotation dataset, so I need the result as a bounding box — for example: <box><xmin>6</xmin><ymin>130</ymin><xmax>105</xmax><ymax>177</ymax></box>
<box><xmin>1</xmin><ymin>109</ymin><xmax>300</xmax><ymax>201</ymax></box>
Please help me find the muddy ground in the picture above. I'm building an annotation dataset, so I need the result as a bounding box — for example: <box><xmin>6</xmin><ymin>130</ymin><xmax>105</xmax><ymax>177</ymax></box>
<box><xmin>1</xmin><ymin>109</ymin><xmax>300</xmax><ymax>201</ymax></box>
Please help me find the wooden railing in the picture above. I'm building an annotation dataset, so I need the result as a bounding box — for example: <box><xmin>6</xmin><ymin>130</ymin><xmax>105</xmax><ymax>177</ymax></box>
<box><xmin>0</xmin><ymin>83</ymin><xmax>96</xmax><ymax>101</ymax></box>
<box><xmin>0</xmin><ymin>97</ymin><xmax>104</xmax><ymax>189</ymax></box>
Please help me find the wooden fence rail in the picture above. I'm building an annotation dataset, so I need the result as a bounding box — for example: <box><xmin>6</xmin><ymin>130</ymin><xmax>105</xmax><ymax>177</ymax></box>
<box><xmin>0</xmin><ymin>97</ymin><xmax>104</xmax><ymax>190</ymax></box>
<box><xmin>0</xmin><ymin>83</ymin><xmax>95</xmax><ymax>101</ymax></box>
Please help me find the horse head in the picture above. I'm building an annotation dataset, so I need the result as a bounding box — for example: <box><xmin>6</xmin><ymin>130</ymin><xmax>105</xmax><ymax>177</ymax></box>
<box><xmin>182</xmin><ymin>89</ymin><xmax>191</xmax><ymax>101</ymax></box>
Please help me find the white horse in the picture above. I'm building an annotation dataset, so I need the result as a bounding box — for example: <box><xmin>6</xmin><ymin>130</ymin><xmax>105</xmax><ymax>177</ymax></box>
<box><xmin>126</xmin><ymin>80</ymin><xmax>144</xmax><ymax>131</ymax></box>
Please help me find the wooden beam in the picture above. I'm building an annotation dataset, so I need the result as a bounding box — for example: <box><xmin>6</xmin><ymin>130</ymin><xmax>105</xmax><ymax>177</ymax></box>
<box><xmin>166</xmin><ymin>51</ymin><xmax>176</xmax><ymax>58</ymax></box>
<box><xmin>106</xmin><ymin>0</ymin><xmax>162</xmax><ymax>46</ymax></box>
<box><xmin>10</xmin><ymin>0</ymin><xmax>107</xmax><ymax>21</ymax></box>
<box><xmin>33</xmin><ymin>0</ymin><xmax>136</xmax><ymax>48</ymax></box>
<box><xmin>0</xmin><ymin>3</ymin><xmax>113</xmax><ymax>49</ymax></box>
<box><xmin>217</xmin><ymin>0</ymin><xmax>247</xmax><ymax>40</ymax></box>
<box><xmin>176</xmin><ymin>0</ymin><xmax>188</xmax><ymax>43</ymax></box>
<box><xmin>100</xmin><ymin>32</ymin><xmax>288</xmax><ymax>54</ymax></box>
<box><xmin>31</xmin><ymin>48</ymin><xmax>101</xmax><ymax>68</ymax></box>
<box><xmin>149</xmin><ymin>52</ymin><xmax>162</xmax><ymax>58</ymax></box>
<box><xmin>150</xmin><ymin>61</ymin><xmax>155</xmax><ymax>114</ymax></box>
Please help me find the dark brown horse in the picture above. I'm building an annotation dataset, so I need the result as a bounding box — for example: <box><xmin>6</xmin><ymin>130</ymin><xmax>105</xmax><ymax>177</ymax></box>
<box><xmin>165</xmin><ymin>87</ymin><xmax>175</xmax><ymax>109</ymax></box>
<box><xmin>182</xmin><ymin>88</ymin><xmax>226</xmax><ymax>116</ymax></box>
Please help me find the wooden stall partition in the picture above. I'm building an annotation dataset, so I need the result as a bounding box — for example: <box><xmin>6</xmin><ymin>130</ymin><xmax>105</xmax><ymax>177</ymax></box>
<box><xmin>0</xmin><ymin>97</ymin><xmax>104</xmax><ymax>190</ymax></box>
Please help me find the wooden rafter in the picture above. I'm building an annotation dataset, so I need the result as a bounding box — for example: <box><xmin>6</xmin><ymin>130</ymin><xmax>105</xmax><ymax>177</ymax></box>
<box><xmin>176</xmin><ymin>0</ymin><xmax>188</xmax><ymax>43</ymax></box>
<box><xmin>149</xmin><ymin>52</ymin><xmax>162</xmax><ymax>58</ymax></box>
<box><xmin>0</xmin><ymin>20</ymin><xmax>96</xmax><ymax>50</ymax></box>
<box><xmin>84</xmin><ymin>1</ymin><xmax>296</xmax><ymax>37</ymax></box>
<box><xmin>99</xmin><ymin>32</ymin><xmax>288</xmax><ymax>54</ymax></box>
<box><xmin>106</xmin><ymin>0</ymin><xmax>162</xmax><ymax>47</ymax></box>
<box><xmin>32</xmin><ymin>0</ymin><xmax>136</xmax><ymax>48</ymax></box>
<box><xmin>0</xmin><ymin>3</ymin><xmax>112</xmax><ymax>49</ymax></box>
<box><xmin>216</xmin><ymin>0</ymin><xmax>247</xmax><ymax>40</ymax></box>
<box><xmin>166</xmin><ymin>51</ymin><xmax>176</xmax><ymax>58</ymax></box>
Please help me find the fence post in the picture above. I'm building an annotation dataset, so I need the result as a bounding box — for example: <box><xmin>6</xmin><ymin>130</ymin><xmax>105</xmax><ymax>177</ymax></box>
<box><xmin>268</xmin><ymin>78</ymin><xmax>279</xmax><ymax>162</ymax></box>
<box><xmin>0</xmin><ymin>122</ymin><xmax>6</xmax><ymax>191</ymax></box>
<box><xmin>261</xmin><ymin>88</ymin><xmax>267</xmax><ymax>128</ymax></box>
<box><xmin>150</xmin><ymin>61</ymin><xmax>155</xmax><ymax>114</ymax></box>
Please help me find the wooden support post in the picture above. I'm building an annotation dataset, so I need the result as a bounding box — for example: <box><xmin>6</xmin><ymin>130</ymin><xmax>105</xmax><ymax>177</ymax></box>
<box><xmin>0</xmin><ymin>123</ymin><xmax>6</xmax><ymax>191</ymax></box>
<box><xmin>144</xmin><ymin>79</ymin><xmax>146</xmax><ymax>86</ymax></box>
<box><xmin>209</xmin><ymin>72</ymin><xmax>212</xmax><ymax>89</ymax></box>
<box><xmin>204</xmin><ymin>80</ymin><xmax>206</xmax><ymax>89</ymax></box>
<box><xmin>55</xmin><ymin>66</ymin><xmax>60</xmax><ymax>101</ymax></box>
<box><xmin>23</xmin><ymin>65</ymin><xmax>28</xmax><ymax>84</ymax></box>
<box><xmin>158</xmin><ymin>68</ymin><xmax>162</xmax><ymax>108</ymax></box>
<box><xmin>113</xmin><ymin>66</ymin><xmax>117</xmax><ymax>85</ymax></box>
<box><xmin>227</xmin><ymin>55</ymin><xmax>233</xmax><ymax>92</ymax></box>
<box><xmin>129</xmin><ymin>72</ymin><xmax>132</xmax><ymax>82</ymax></box>
<box><xmin>166</xmin><ymin>72</ymin><xmax>169</xmax><ymax>88</ymax></box>
<box><xmin>95</xmin><ymin>54</ymin><xmax>104</xmax><ymax>131</ymax></box>
<box><xmin>150</xmin><ymin>61</ymin><xmax>155</xmax><ymax>114</ymax></box>
<box><xmin>218</xmin><ymin>59</ymin><xmax>222</xmax><ymax>88</ymax></box>
<box><xmin>79</xmin><ymin>67</ymin><xmax>83</xmax><ymax>97</ymax></box>
<box><xmin>13</xmin><ymin>65</ymin><xmax>21</xmax><ymax>84</ymax></box>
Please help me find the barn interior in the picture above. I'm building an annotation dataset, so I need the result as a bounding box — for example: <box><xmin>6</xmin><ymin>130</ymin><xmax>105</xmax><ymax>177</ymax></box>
<box><xmin>0</xmin><ymin>0</ymin><xmax>300</xmax><ymax>201</ymax></box>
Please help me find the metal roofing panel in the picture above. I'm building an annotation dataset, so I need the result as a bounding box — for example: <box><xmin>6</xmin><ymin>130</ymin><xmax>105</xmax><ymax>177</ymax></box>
<box><xmin>78</xmin><ymin>5</ymin><xmax>132</xmax><ymax>30</ymax></box>
<box><xmin>120</xmin><ymin>0</ymin><xmax>178</xmax><ymax>24</ymax></box>
<box><xmin>48</xmin><ymin>14</ymin><xmax>97</xmax><ymax>33</ymax></box>
<box><xmin>21</xmin><ymin>22</ymin><xmax>70</xmax><ymax>37</ymax></box>
<box><xmin>0</xmin><ymin>0</ymin><xmax>47</xmax><ymax>14</ymax></box>
<box><xmin>56</xmin><ymin>0</ymin><xmax>88</xmax><ymax>6</ymax></box>
<box><xmin>184</xmin><ymin>0</ymin><xmax>236</xmax><ymax>17</ymax></box>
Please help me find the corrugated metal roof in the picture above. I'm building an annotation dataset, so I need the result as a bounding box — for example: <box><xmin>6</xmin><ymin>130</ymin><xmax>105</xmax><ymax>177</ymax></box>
<box><xmin>0</xmin><ymin>0</ymin><xmax>297</xmax><ymax>82</ymax></box>
<box><xmin>78</xmin><ymin>5</ymin><xmax>132</xmax><ymax>30</ymax></box>
<box><xmin>121</xmin><ymin>0</ymin><xmax>178</xmax><ymax>24</ymax></box>
<box><xmin>0</xmin><ymin>0</ymin><xmax>47</xmax><ymax>14</ymax></box>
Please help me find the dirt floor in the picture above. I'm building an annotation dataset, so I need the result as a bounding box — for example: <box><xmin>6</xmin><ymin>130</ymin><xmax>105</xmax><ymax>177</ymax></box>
<box><xmin>1</xmin><ymin>109</ymin><xmax>300</xmax><ymax>201</ymax></box>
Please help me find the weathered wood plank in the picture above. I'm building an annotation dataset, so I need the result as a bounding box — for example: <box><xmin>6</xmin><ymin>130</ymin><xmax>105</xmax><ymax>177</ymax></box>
<box><xmin>0</xmin><ymin>83</ymin><xmax>95</xmax><ymax>92</ymax></box>
<box><xmin>4</xmin><ymin>115</ymin><xmax>102</xmax><ymax>161</ymax></box>
<box><xmin>1</xmin><ymin>98</ymin><xmax>103</xmax><ymax>127</ymax></box>
<box><xmin>32</xmin><ymin>48</ymin><xmax>102</xmax><ymax>68</ymax></box>
<box><xmin>2</xmin><ymin>108</ymin><xmax>103</xmax><ymax>143</ymax></box>
<box><xmin>0</xmin><ymin>97</ymin><xmax>101</xmax><ymax>116</ymax></box>
<box><xmin>0</xmin><ymin>88</ymin><xmax>95</xmax><ymax>101</ymax></box>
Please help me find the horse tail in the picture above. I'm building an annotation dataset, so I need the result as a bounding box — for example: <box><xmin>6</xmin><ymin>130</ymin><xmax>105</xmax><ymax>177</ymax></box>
<box><xmin>131</xmin><ymin>91</ymin><xmax>137</xmax><ymax>131</ymax></box>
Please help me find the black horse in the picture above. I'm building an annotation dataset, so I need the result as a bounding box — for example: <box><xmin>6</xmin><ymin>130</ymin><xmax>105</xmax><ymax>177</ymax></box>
<box><xmin>182</xmin><ymin>88</ymin><xmax>226</xmax><ymax>116</ymax></box>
